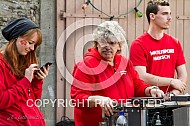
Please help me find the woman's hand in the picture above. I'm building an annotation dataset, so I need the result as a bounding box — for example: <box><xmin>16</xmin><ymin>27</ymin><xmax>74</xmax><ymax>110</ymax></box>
<box><xmin>25</xmin><ymin>64</ymin><xmax>38</xmax><ymax>82</ymax></box>
<box><xmin>88</xmin><ymin>96</ymin><xmax>114</xmax><ymax>116</ymax></box>
<box><xmin>35</xmin><ymin>65</ymin><xmax>50</xmax><ymax>80</ymax></box>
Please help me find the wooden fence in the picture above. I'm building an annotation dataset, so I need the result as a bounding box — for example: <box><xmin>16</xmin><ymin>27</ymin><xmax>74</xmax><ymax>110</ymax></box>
<box><xmin>56</xmin><ymin>0</ymin><xmax>190</xmax><ymax>120</ymax></box>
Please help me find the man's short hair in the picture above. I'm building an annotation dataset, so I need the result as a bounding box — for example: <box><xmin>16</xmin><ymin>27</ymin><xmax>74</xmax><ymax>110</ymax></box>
<box><xmin>146</xmin><ymin>0</ymin><xmax>170</xmax><ymax>24</ymax></box>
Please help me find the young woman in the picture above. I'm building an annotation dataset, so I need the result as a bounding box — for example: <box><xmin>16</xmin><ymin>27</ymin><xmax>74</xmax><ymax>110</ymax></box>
<box><xmin>0</xmin><ymin>18</ymin><xmax>49</xmax><ymax>126</ymax></box>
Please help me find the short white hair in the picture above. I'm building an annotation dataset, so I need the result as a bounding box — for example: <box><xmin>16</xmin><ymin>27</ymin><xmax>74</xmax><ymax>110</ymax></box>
<box><xmin>93</xmin><ymin>21</ymin><xmax>127</xmax><ymax>46</ymax></box>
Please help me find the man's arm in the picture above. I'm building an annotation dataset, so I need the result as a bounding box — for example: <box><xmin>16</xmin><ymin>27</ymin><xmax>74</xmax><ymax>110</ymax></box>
<box><xmin>176</xmin><ymin>64</ymin><xmax>187</xmax><ymax>83</ymax></box>
<box><xmin>134</xmin><ymin>66</ymin><xmax>186</xmax><ymax>92</ymax></box>
<box><xmin>171</xmin><ymin>64</ymin><xmax>187</xmax><ymax>94</ymax></box>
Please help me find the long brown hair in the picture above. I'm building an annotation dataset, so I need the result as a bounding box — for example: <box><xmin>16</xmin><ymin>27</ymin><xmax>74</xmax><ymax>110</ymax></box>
<box><xmin>2</xmin><ymin>28</ymin><xmax>42</xmax><ymax>78</ymax></box>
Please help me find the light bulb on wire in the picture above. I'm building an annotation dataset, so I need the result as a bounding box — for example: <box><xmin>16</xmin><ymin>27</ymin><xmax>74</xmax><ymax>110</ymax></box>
<box><xmin>134</xmin><ymin>7</ymin><xmax>143</xmax><ymax>17</ymax></box>
<box><xmin>82</xmin><ymin>1</ymin><xmax>89</xmax><ymax>10</ymax></box>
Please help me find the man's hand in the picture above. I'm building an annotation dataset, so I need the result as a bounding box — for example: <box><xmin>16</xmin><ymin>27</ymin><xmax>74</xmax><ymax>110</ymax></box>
<box><xmin>147</xmin><ymin>86</ymin><xmax>165</xmax><ymax>97</ymax></box>
<box><xmin>170</xmin><ymin>79</ymin><xmax>186</xmax><ymax>93</ymax></box>
<box><xmin>88</xmin><ymin>96</ymin><xmax>114</xmax><ymax>116</ymax></box>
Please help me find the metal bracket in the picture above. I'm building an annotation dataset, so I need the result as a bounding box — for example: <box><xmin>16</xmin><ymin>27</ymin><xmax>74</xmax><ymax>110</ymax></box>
<box><xmin>59</xmin><ymin>10</ymin><xmax>127</xmax><ymax>19</ymax></box>
<box><xmin>176</xmin><ymin>15</ymin><xmax>190</xmax><ymax>20</ymax></box>
<box><xmin>60</xmin><ymin>10</ymin><xmax>64</xmax><ymax>20</ymax></box>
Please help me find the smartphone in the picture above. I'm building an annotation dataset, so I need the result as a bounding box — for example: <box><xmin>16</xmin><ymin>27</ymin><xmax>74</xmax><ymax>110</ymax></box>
<box><xmin>34</xmin><ymin>62</ymin><xmax>52</xmax><ymax>75</ymax></box>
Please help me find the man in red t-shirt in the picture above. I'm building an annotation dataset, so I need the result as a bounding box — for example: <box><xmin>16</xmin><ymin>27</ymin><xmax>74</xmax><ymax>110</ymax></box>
<box><xmin>130</xmin><ymin>0</ymin><xmax>187</xmax><ymax>94</ymax></box>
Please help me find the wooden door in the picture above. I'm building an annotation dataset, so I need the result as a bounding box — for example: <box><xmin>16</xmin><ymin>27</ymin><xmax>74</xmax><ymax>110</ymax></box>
<box><xmin>56</xmin><ymin>0</ymin><xmax>190</xmax><ymax>120</ymax></box>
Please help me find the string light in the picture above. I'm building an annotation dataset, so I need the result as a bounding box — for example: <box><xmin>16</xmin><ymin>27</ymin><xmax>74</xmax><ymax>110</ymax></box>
<box><xmin>82</xmin><ymin>0</ymin><xmax>143</xmax><ymax>20</ymax></box>
<box><xmin>82</xmin><ymin>1</ymin><xmax>89</xmax><ymax>10</ymax></box>
<box><xmin>134</xmin><ymin>7</ymin><xmax>143</xmax><ymax>17</ymax></box>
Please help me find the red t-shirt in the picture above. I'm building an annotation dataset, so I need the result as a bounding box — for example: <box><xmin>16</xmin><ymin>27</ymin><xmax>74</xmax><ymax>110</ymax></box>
<box><xmin>130</xmin><ymin>32</ymin><xmax>186</xmax><ymax>92</ymax></box>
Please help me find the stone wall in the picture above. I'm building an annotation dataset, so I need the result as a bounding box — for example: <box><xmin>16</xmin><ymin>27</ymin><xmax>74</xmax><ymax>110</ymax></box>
<box><xmin>0</xmin><ymin>0</ymin><xmax>40</xmax><ymax>46</ymax></box>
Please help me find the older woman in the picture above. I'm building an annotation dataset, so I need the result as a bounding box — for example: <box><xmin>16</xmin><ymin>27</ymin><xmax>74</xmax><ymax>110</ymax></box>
<box><xmin>70</xmin><ymin>21</ymin><xmax>164</xmax><ymax>126</ymax></box>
